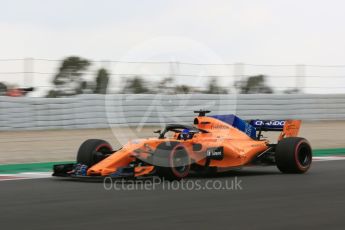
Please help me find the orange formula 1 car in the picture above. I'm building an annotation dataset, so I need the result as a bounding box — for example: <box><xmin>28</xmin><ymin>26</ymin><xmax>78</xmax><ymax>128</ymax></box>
<box><xmin>53</xmin><ymin>110</ymin><xmax>312</xmax><ymax>180</ymax></box>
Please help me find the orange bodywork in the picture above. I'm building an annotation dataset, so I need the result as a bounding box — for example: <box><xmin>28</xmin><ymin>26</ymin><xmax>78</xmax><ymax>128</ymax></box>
<box><xmin>87</xmin><ymin>115</ymin><xmax>301</xmax><ymax>177</ymax></box>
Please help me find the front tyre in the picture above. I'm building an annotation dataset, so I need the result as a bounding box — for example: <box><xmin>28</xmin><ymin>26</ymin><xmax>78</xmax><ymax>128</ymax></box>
<box><xmin>154</xmin><ymin>143</ymin><xmax>191</xmax><ymax>181</ymax></box>
<box><xmin>76</xmin><ymin>139</ymin><xmax>113</xmax><ymax>167</ymax></box>
<box><xmin>275</xmin><ymin>137</ymin><xmax>312</xmax><ymax>173</ymax></box>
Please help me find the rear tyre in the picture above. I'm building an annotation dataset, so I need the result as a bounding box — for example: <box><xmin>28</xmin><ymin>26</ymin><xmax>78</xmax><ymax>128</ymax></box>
<box><xmin>76</xmin><ymin>139</ymin><xmax>113</xmax><ymax>167</ymax></box>
<box><xmin>275</xmin><ymin>137</ymin><xmax>312</xmax><ymax>173</ymax></box>
<box><xmin>154</xmin><ymin>143</ymin><xmax>191</xmax><ymax>181</ymax></box>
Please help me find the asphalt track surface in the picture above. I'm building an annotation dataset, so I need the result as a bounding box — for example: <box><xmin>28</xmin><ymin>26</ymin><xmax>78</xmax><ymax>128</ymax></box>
<box><xmin>1</xmin><ymin>161</ymin><xmax>345</xmax><ymax>230</ymax></box>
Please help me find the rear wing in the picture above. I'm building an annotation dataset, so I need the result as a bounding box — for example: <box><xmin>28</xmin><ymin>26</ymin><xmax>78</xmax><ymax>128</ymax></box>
<box><xmin>249</xmin><ymin>120</ymin><xmax>301</xmax><ymax>140</ymax></box>
<box><xmin>205</xmin><ymin>112</ymin><xmax>301</xmax><ymax>140</ymax></box>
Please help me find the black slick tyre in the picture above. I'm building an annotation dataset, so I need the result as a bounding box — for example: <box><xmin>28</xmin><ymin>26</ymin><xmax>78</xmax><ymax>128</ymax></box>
<box><xmin>76</xmin><ymin>139</ymin><xmax>113</xmax><ymax>167</ymax></box>
<box><xmin>275</xmin><ymin>137</ymin><xmax>312</xmax><ymax>173</ymax></box>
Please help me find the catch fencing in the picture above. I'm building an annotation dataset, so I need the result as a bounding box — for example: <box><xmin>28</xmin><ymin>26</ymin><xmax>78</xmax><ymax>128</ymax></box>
<box><xmin>1</xmin><ymin>59</ymin><xmax>345</xmax><ymax>96</ymax></box>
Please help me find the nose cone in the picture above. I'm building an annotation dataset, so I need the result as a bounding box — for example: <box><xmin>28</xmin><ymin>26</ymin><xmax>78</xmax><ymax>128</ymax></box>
<box><xmin>87</xmin><ymin>148</ymin><xmax>134</xmax><ymax>176</ymax></box>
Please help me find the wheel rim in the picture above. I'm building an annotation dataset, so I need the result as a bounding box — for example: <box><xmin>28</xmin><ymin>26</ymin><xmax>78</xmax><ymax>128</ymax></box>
<box><xmin>93</xmin><ymin>144</ymin><xmax>112</xmax><ymax>164</ymax></box>
<box><xmin>297</xmin><ymin>143</ymin><xmax>312</xmax><ymax>168</ymax></box>
<box><xmin>170</xmin><ymin>147</ymin><xmax>190</xmax><ymax>177</ymax></box>
<box><xmin>95</xmin><ymin>144</ymin><xmax>112</xmax><ymax>154</ymax></box>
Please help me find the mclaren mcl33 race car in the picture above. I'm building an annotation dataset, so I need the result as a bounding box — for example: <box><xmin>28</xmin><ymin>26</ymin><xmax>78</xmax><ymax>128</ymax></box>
<box><xmin>53</xmin><ymin>110</ymin><xmax>312</xmax><ymax>180</ymax></box>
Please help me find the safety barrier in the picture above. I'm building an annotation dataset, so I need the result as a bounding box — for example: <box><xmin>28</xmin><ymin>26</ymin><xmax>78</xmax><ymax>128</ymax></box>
<box><xmin>0</xmin><ymin>94</ymin><xmax>344</xmax><ymax>130</ymax></box>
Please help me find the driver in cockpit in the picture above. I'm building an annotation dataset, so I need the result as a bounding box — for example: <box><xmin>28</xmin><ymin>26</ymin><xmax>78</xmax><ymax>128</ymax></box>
<box><xmin>180</xmin><ymin>129</ymin><xmax>194</xmax><ymax>140</ymax></box>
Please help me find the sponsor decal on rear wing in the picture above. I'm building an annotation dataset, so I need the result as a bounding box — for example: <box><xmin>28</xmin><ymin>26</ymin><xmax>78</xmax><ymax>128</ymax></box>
<box><xmin>249</xmin><ymin>120</ymin><xmax>286</xmax><ymax>131</ymax></box>
<box><xmin>250</xmin><ymin>119</ymin><xmax>302</xmax><ymax>140</ymax></box>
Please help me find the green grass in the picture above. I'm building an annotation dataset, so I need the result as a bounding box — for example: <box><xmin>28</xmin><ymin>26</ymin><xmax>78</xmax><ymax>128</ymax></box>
<box><xmin>0</xmin><ymin>161</ymin><xmax>73</xmax><ymax>174</ymax></box>
<box><xmin>313</xmin><ymin>148</ymin><xmax>345</xmax><ymax>156</ymax></box>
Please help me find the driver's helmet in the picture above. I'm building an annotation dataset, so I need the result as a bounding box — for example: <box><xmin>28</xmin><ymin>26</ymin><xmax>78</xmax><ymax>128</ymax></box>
<box><xmin>181</xmin><ymin>129</ymin><xmax>192</xmax><ymax>140</ymax></box>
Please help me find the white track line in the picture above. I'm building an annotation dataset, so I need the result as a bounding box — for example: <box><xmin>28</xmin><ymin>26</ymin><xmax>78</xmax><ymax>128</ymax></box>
<box><xmin>313</xmin><ymin>156</ymin><xmax>345</xmax><ymax>161</ymax></box>
<box><xmin>0</xmin><ymin>172</ymin><xmax>51</xmax><ymax>181</ymax></box>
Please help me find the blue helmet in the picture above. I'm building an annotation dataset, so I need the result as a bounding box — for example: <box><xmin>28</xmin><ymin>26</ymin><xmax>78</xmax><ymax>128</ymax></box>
<box><xmin>181</xmin><ymin>129</ymin><xmax>191</xmax><ymax>140</ymax></box>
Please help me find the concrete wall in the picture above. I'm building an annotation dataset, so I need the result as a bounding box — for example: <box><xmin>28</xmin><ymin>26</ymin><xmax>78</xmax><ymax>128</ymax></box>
<box><xmin>1</xmin><ymin>94</ymin><xmax>344</xmax><ymax>130</ymax></box>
